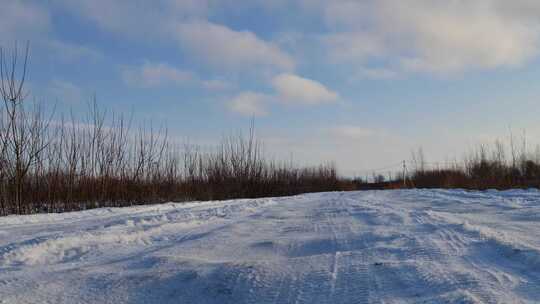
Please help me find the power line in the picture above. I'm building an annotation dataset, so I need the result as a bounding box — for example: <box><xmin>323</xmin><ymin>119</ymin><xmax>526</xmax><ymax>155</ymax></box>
<box><xmin>354</xmin><ymin>161</ymin><xmax>404</xmax><ymax>174</ymax></box>
<box><xmin>354</xmin><ymin>159</ymin><xmax>471</xmax><ymax>178</ymax></box>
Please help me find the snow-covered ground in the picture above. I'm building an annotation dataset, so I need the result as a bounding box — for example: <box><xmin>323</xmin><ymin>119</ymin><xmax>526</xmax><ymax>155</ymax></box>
<box><xmin>1</xmin><ymin>190</ymin><xmax>539</xmax><ymax>303</ymax></box>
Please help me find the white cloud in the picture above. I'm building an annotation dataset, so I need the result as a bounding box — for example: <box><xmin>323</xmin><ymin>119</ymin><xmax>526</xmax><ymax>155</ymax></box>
<box><xmin>228</xmin><ymin>92</ymin><xmax>269</xmax><ymax>117</ymax></box>
<box><xmin>11</xmin><ymin>0</ymin><xmax>540</xmax><ymax>82</ymax></box>
<box><xmin>226</xmin><ymin>73</ymin><xmax>338</xmax><ymax>116</ymax></box>
<box><xmin>316</xmin><ymin>0</ymin><xmax>540</xmax><ymax>74</ymax></box>
<box><xmin>122</xmin><ymin>62</ymin><xmax>237</xmax><ymax>91</ymax></box>
<box><xmin>272</xmin><ymin>73</ymin><xmax>338</xmax><ymax>105</ymax></box>
<box><xmin>122</xmin><ymin>62</ymin><xmax>194</xmax><ymax>88</ymax></box>
<box><xmin>392</xmin><ymin>1</ymin><xmax>537</xmax><ymax>73</ymax></box>
<box><xmin>173</xmin><ymin>21</ymin><xmax>295</xmax><ymax>71</ymax></box>
<box><xmin>58</xmin><ymin>1</ymin><xmax>294</xmax><ymax>72</ymax></box>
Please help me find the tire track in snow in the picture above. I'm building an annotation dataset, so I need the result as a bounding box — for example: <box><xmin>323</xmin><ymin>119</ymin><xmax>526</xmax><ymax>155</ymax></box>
<box><xmin>256</xmin><ymin>196</ymin><xmax>373</xmax><ymax>303</ymax></box>
<box><xmin>410</xmin><ymin>196</ymin><xmax>540</xmax><ymax>303</ymax></box>
<box><xmin>410</xmin><ymin>209</ymin><xmax>504</xmax><ymax>303</ymax></box>
<box><xmin>359</xmin><ymin>192</ymin><xmax>502</xmax><ymax>302</ymax></box>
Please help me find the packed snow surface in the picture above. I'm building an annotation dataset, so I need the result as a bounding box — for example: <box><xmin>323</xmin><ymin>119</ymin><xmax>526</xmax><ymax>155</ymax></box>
<box><xmin>1</xmin><ymin>190</ymin><xmax>540</xmax><ymax>303</ymax></box>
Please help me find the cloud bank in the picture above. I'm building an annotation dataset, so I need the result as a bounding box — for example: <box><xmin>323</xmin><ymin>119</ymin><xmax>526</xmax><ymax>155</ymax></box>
<box><xmin>315</xmin><ymin>0</ymin><xmax>540</xmax><ymax>74</ymax></box>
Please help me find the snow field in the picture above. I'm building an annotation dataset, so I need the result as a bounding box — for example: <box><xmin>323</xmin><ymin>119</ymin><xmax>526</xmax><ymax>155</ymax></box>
<box><xmin>0</xmin><ymin>189</ymin><xmax>539</xmax><ymax>303</ymax></box>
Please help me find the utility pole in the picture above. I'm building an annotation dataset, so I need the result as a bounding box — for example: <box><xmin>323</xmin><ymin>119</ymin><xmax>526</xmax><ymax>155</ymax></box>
<box><xmin>402</xmin><ymin>160</ymin><xmax>407</xmax><ymax>188</ymax></box>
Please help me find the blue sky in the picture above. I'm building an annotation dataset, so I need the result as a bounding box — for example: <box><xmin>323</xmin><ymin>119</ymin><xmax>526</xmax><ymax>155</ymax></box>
<box><xmin>3</xmin><ymin>0</ymin><xmax>540</xmax><ymax>176</ymax></box>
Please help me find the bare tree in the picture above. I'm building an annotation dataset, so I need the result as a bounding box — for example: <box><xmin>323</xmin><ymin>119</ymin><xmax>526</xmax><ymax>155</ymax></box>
<box><xmin>1</xmin><ymin>43</ymin><xmax>52</xmax><ymax>213</ymax></box>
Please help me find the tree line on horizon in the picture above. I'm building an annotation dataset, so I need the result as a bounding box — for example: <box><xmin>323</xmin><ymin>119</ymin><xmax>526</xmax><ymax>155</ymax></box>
<box><xmin>359</xmin><ymin>141</ymin><xmax>540</xmax><ymax>190</ymax></box>
<box><xmin>2</xmin><ymin>44</ymin><xmax>540</xmax><ymax>216</ymax></box>
<box><xmin>403</xmin><ymin>141</ymin><xmax>540</xmax><ymax>189</ymax></box>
